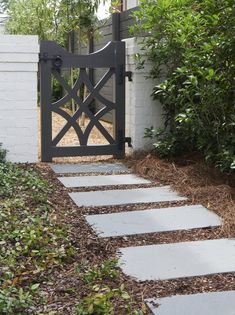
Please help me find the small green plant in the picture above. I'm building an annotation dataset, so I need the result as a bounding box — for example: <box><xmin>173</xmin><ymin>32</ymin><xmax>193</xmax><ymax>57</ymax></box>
<box><xmin>76</xmin><ymin>260</ymin><xmax>143</xmax><ymax>315</ymax></box>
<box><xmin>82</xmin><ymin>259</ymin><xmax>119</xmax><ymax>284</ymax></box>
<box><xmin>76</xmin><ymin>284</ymin><xmax>135</xmax><ymax>315</ymax></box>
<box><xmin>0</xmin><ymin>285</ymin><xmax>38</xmax><ymax>314</ymax></box>
<box><xmin>76</xmin><ymin>285</ymin><xmax>116</xmax><ymax>315</ymax></box>
<box><xmin>0</xmin><ymin>143</ymin><xmax>7</xmax><ymax>163</ymax></box>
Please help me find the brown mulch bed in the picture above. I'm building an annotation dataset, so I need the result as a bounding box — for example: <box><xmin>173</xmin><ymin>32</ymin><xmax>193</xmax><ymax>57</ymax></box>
<box><xmin>126</xmin><ymin>153</ymin><xmax>235</xmax><ymax>236</ymax></box>
<box><xmin>33</xmin><ymin>152</ymin><xmax>235</xmax><ymax>314</ymax></box>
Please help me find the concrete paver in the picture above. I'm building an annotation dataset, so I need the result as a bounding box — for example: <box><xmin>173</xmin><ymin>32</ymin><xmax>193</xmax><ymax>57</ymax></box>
<box><xmin>51</xmin><ymin>163</ymin><xmax>129</xmax><ymax>174</ymax></box>
<box><xmin>69</xmin><ymin>186</ymin><xmax>187</xmax><ymax>207</ymax></box>
<box><xmin>85</xmin><ymin>205</ymin><xmax>221</xmax><ymax>237</ymax></box>
<box><xmin>58</xmin><ymin>174</ymin><xmax>151</xmax><ymax>188</ymax></box>
<box><xmin>146</xmin><ymin>291</ymin><xmax>235</xmax><ymax>315</ymax></box>
<box><xmin>118</xmin><ymin>239</ymin><xmax>235</xmax><ymax>281</ymax></box>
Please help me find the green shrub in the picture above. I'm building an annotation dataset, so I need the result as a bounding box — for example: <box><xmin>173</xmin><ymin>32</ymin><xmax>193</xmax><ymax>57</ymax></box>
<box><xmin>132</xmin><ymin>0</ymin><xmax>235</xmax><ymax>173</ymax></box>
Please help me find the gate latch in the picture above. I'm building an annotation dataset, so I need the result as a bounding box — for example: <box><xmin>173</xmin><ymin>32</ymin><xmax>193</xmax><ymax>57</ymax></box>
<box><xmin>125</xmin><ymin>137</ymin><xmax>132</xmax><ymax>148</ymax></box>
<box><xmin>39</xmin><ymin>53</ymin><xmax>63</xmax><ymax>69</ymax></box>
<box><xmin>124</xmin><ymin>71</ymin><xmax>133</xmax><ymax>82</ymax></box>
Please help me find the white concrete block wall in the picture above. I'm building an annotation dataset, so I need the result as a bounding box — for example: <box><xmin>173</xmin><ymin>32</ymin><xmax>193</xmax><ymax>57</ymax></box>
<box><xmin>0</xmin><ymin>35</ymin><xmax>39</xmax><ymax>163</ymax></box>
<box><xmin>124</xmin><ymin>37</ymin><xmax>164</xmax><ymax>151</ymax></box>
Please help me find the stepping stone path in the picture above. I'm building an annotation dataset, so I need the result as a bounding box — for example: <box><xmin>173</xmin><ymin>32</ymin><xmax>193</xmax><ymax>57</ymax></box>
<box><xmin>51</xmin><ymin>162</ymin><xmax>235</xmax><ymax>314</ymax></box>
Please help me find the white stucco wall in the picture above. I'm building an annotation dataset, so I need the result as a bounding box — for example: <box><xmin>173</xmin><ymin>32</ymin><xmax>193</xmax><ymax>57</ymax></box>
<box><xmin>0</xmin><ymin>35</ymin><xmax>39</xmax><ymax>163</ymax></box>
<box><xmin>124</xmin><ymin>37</ymin><xmax>164</xmax><ymax>151</ymax></box>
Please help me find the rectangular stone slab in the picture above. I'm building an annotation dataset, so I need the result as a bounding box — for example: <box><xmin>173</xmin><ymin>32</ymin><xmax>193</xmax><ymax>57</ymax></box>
<box><xmin>118</xmin><ymin>239</ymin><xmax>235</xmax><ymax>281</ymax></box>
<box><xmin>51</xmin><ymin>163</ymin><xmax>129</xmax><ymax>174</ymax></box>
<box><xmin>146</xmin><ymin>291</ymin><xmax>235</xmax><ymax>315</ymax></box>
<box><xmin>69</xmin><ymin>186</ymin><xmax>187</xmax><ymax>207</ymax></box>
<box><xmin>58</xmin><ymin>174</ymin><xmax>151</xmax><ymax>188</ymax></box>
<box><xmin>85</xmin><ymin>205</ymin><xmax>221</xmax><ymax>237</ymax></box>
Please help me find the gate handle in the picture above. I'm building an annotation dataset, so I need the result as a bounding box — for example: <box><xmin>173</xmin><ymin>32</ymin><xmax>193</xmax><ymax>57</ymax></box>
<box><xmin>124</xmin><ymin>71</ymin><xmax>133</xmax><ymax>82</ymax></box>
<box><xmin>125</xmin><ymin>137</ymin><xmax>132</xmax><ymax>147</ymax></box>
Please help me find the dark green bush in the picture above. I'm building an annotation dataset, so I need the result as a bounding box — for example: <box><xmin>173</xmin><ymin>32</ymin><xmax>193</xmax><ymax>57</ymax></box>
<box><xmin>132</xmin><ymin>0</ymin><xmax>235</xmax><ymax>173</ymax></box>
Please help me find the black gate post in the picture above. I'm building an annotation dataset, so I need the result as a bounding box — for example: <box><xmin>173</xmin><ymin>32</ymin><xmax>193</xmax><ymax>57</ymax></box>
<box><xmin>112</xmin><ymin>13</ymin><xmax>121</xmax><ymax>41</ymax></box>
<box><xmin>40</xmin><ymin>56</ymin><xmax>52</xmax><ymax>162</ymax></box>
<box><xmin>115</xmin><ymin>40</ymin><xmax>126</xmax><ymax>159</ymax></box>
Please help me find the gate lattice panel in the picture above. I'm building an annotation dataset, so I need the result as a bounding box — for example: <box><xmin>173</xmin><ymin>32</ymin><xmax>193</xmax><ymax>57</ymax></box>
<box><xmin>40</xmin><ymin>41</ymin><xmax>126</xmax><ymax>162</ymax></box>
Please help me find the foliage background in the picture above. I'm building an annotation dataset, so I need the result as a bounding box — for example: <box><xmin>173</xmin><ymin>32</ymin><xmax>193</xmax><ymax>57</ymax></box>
<box><xmin>3</xmin><ymin>0</ymin><xmax>106</xmax><ymax>45</ymax></box>
<box><xmin>132</xmin><ymin>0</ymin><xmax>235</xmax><ymax>173</ymax></box>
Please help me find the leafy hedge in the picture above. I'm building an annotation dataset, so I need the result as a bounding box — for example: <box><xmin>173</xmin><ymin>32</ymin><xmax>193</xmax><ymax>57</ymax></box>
<box><xmin>132</xmin><ymin>0</ymin><xmax>235</xmax><ymax>173</ymax></box>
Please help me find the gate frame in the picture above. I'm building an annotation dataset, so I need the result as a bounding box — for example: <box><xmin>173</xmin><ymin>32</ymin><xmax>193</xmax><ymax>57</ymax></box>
<box><xmin>39</xmin><ymin>40</ymin><xmax>127</xmax><ymax>162</ymax></box>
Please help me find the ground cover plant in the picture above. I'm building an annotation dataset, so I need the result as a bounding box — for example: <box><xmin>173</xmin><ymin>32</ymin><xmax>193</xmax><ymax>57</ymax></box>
<box><xmin>132</xmin><ymin>0</ymin><xmax>235</xmax><ymax>173</ymax></box>
<box><xmin>0</xmin><ymin>161</ymin><xmax>75</xmax><ymax>314</ymax></box>
<box><xmin>75</xmin><ymin>259</ymin><xmax>142</xmax><ymax>315</ymax></box>
<box><xmin>0</xmin><ymin>158</ymin><xmax>143</xmax><ymax>314</ymax></box>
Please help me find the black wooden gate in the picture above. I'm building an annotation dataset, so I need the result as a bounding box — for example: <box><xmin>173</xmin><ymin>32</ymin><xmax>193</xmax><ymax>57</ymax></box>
<box><xmin>39</xmin><ymin>40</ymin><xmax>128</xmax><ymax>162</ymax></box>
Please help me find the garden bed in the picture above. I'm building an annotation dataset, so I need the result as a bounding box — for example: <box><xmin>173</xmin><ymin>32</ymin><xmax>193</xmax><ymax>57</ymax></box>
<box><xmin>32</xmin><ymin>152</ymin><xmax>234</xmax><ymax>314</ymax></box>
<box><xmin>1</xmin><ymin>155</ymin><xmax>235</xmax><ymax>315</ymax></box>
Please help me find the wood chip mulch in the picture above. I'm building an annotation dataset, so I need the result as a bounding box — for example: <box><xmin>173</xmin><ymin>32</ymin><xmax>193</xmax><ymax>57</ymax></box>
<box><xmin>33</xmin><ymin>152</ymin><xmax>235</xmax><ymax>314</ymax></box>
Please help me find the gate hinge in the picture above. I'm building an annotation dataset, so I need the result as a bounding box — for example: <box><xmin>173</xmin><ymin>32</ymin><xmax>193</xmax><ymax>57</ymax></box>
<box><xmin>125</xmin><ymin>137</ymin><xmax>132</xmax><ymax>148</ymax></box>
<box><xmin>124</xmin><ymin>71</ymin><xmax>133</xmax><ymax>82</ymax></box>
